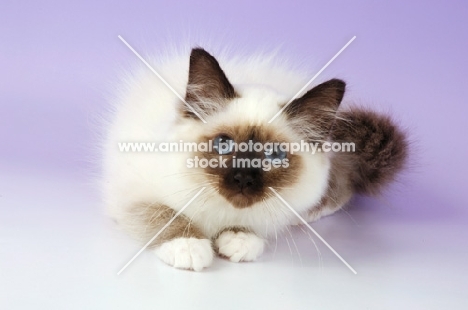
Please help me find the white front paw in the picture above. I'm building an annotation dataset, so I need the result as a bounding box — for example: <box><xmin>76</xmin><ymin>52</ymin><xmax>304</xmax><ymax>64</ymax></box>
<box><xmin>154</xmin><ymin>238</ymin><xmax>214</xmax><ymax>271</ymax></box>
<box><xmin>215</xmin><ymin>231</ymin><xmax>265</xmax><ymax>263</ymax></box>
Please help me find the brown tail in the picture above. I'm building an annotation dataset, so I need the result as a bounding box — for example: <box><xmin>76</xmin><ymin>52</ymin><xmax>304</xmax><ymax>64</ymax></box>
<box><xmin>331</xmin><ymin>108</ymin><xmax>408</xmax><ymax>195</ymax></box>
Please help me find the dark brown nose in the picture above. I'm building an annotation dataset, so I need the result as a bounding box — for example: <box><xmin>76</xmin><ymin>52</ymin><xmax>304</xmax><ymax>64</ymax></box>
<box><xmin>233</xmin><ymin>171</ymin><xmax>255</xmax><ymax>189</ymax></box>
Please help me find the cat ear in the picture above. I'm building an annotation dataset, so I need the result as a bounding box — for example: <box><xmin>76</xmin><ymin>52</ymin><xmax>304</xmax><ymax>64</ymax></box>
<box><xmin>184</xmin><ymin>48</ymin><xmax>237</xmax><ymax>119</ymax></box>
<box><xmin>284</xmin><ymin>79</ymin><xmax>345</xmax><ymax>135</ymax></box>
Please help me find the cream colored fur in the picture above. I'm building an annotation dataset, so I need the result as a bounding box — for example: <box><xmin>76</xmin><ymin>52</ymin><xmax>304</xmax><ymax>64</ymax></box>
<box><xmin>102</xmin><ymin>48</ymin><xmax>337</xmax><ymax>269</ymax></box>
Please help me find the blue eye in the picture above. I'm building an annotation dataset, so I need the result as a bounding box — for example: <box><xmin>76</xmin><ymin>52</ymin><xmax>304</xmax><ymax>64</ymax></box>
<box><xmin>264</xmin><ymin>146</ymin><xmax>286</xmax><ymax>160</ymax></box>
<box><xmin>213</xmin><ymin>135</ymin><xmax>235</xmax><ymax>155</ymax></box>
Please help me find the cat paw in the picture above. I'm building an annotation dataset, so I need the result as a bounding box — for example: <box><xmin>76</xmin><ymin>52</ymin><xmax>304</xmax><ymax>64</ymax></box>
<box><xmin>154</xmin><ymin>238</ymin><xmax>214</xmax><ymax>271</ymax></box>
<box><xmin>215</xmin><ymin>231</ymin><xmax>265</xmax><ymax>262</ymax></box>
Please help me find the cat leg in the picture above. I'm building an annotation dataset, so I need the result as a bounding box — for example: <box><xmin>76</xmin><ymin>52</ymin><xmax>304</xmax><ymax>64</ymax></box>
<box><xmin>306</xmin><ymin>157</ymin><xmax>354</xmax><ymax>222</ymax></box>
<box><xmin>214</xmin><ymin>227</ymin><xmax>265</xmax><ymax>262</ymax></box>
<box><xmin>125</xmin><ymin>202</ymin><xmax>213</xmax><ymax>271</ymax></box>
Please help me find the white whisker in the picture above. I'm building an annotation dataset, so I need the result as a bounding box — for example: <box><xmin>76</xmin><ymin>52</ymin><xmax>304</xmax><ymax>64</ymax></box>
<box><xmin>269</xmin><ymin>187</ymin><xmax>357</xmax><ymax>274</ymax></box>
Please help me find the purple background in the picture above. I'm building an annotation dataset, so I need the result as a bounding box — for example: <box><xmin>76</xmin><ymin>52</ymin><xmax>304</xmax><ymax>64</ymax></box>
<box><xmin>2</xmin><ymin>0</ymin><xmax>467</xmax><ymax>210</ymax></box>
<box><xmin>1</xmin><ymin>1</ymin><xmax>468</xmax><ymax>307</ymax></box>
<box><xmin>0</xmin><ymin>2</ymin><xmax>466</xmax><ymax>218</ymax></box>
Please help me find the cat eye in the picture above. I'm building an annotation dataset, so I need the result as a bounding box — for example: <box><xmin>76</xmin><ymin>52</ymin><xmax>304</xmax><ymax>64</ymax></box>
<box><xmin>264</xmin><ymin>146</ymin><xmax>287</xmax><ymax>160</ymax></box>
<box><xmin>213</xmin><ymin>135</ymin><xmax>235</xmax><ymax>155</ymax></box>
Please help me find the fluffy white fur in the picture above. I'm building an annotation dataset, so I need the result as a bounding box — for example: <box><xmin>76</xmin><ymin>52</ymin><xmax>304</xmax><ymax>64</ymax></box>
<box><xmin>102</xmin><ymin>48</ymin><xmax>333</xmax><ymax>268</ymax></box>
<box><xmin>215</xmin><ymin>231</ymin><xmax>265</xmax><ymax>262</ymax></box>
<box><xmin>154</xmin><ymin>238</ymin><xmax>213</xmax><ymax>271</ymax></box>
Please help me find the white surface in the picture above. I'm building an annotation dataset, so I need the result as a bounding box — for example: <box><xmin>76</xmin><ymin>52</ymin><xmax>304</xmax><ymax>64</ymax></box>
<box><xmin>1</xmin><ymin>168</ymin><xmax>467</xmax><ymax>309</ymax></box>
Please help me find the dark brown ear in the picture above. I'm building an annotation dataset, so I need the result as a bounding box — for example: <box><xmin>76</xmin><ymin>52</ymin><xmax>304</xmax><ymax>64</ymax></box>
<box><xmin>284</xmin><ymin>79</ymin><xmax>345</xmax><ymax>135</ymax></box>
<box><xmin>184</xmin><ymin>48</ymin><xmax>237</xmax><ymax>119</ymax></box>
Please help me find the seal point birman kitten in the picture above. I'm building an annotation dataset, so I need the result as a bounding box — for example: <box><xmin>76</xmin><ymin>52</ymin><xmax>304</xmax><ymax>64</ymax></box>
<box><xmin>102</xmin><ymin>47</ymin><xmax>407</xmax><ymax>271</ymax></box>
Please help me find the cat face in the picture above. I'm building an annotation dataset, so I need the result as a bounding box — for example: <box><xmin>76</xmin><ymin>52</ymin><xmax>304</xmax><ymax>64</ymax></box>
<box><xmin>197</xmin><ymin>125</ymin><xmax>303</xmax><ymax>208</ymax></box>
<box><xmin>180</xmin><ymin>48</ymin><xmax>345</xmax><ymax>209</ymax></box>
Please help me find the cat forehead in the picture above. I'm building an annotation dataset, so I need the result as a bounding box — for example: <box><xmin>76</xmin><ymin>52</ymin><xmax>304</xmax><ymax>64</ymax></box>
<box><xmin>235</xmin><ymin>84</ymin><xmax>288</xmax><ymax>103</ymax></box>
<box><xmin>203</xmin><ymin>85</ymin><xmax>289</xmax><ymax>125</ymax></box>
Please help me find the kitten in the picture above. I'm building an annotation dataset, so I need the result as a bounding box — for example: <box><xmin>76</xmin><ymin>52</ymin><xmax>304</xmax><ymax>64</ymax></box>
<box><xmin>102</xmin><ymin>47</ymin><xmax>407</xmax><ymax>271</ymax></box>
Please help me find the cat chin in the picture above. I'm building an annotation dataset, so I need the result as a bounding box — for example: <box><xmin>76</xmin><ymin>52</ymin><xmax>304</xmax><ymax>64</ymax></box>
<box><xmin>223</xmin><ymin>193</ymin><xmax>256</xmax><ymax>209</ymax></box>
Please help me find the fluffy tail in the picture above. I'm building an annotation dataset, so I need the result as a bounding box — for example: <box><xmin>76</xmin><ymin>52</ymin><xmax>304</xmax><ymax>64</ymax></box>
<box><xmin>331</xmin><ymin>108</ymin><xmax>408</xmax><ymax>195</ymax></box>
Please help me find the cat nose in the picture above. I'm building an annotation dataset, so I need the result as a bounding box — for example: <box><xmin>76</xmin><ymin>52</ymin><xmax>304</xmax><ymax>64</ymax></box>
<box><xmin>233</xmin><ymin>171</ymin><xmax>255</xmax><ymax>189</ymax></box>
